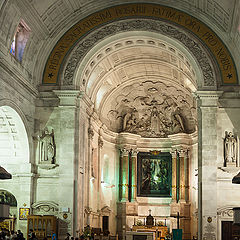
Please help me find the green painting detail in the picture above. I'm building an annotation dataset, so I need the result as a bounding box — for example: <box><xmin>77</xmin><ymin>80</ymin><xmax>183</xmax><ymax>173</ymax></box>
<box><xmin>137</xmin><ymin>152</ymin><xmax>172</xmax><ymax>197</ymax></box>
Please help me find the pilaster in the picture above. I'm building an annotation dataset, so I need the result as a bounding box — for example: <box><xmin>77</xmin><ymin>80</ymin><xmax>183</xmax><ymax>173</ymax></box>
<box><xmin>170</xmin><ymin>150</ymin><xmax>177</xmax><ymax>203</ymax></box>
<box><xmin>196</xmin><ymin>91</ymin><xmax>222</xmax><ymax>240</ymax></box>
<box><xmin>53</xmin><ymin>90</ymin><xmax>81</xmax><ymax>236</ymax></box>
<box><xmin>119</xmin><ymin>148</ymin><xmax>130</xmax><ymax>202</ymax></box>
<box><xmin>131</xmin><ymin>149</ymin><xmax>138</xmax><ymax>202</ymax></box>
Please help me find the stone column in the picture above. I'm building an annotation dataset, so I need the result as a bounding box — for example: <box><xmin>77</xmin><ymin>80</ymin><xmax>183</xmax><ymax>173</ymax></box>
<box><xmin>185</xmin><ymin>150</ymin><xmax>190</xmax><ymax>202</ymax></box>
<box><xmin>131</xmin><ymin>149</ymin><xmax>138</xmax><ymax>202</ymax></box>
<box><xmin>53</xmin><ymin>90</ymin><xmax>80</xmax><ymax>236</ymax></box>
<box><xmin>119</xmin><ymin>148</ymin><xmax>130</xmax><ymax>202</ymax></box>
<box><xmin>196</xmin><ymin>91</ymin><xmax>222</xmax><ymax>240</ymax></box>
<box><xmin>171</xmin><ymin>150</ymin><xmax>177</xmax><ymax>202</ymax></box>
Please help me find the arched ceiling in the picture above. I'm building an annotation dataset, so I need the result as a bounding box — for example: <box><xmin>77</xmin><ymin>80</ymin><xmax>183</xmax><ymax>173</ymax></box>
<box><xmin>80</xmin><ymin>35</ymin><xmax>197</xmax><ymax>137</ymax></box>
<box><xmin>0</xmin><ymin>0</ymin><xmax>239</xmax><ymax>90</ymax></box>
<box><xmin>0</xmin><ymin>106</ymin><xmax>29</xmax><ymax>167</ymax></box>
<box><xmin>14</xmin><ymin>0</ymin><xmax>240</xmax><ymax>36</ymax></box>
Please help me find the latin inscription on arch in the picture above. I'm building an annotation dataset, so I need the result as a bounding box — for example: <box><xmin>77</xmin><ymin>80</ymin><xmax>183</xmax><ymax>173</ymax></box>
<box><xmin>43</xmin><ymin>3</ymin><xmax>238</xmax><ymax>85</ymax></box>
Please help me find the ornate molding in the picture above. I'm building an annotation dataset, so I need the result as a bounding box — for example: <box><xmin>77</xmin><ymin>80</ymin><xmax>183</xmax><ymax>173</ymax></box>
<box><xmin>88</xmin><ymin>126</ymin><xmax>94</xmax><ymax>140</ymax></box>
<box><xmin>217</xmin><ymin>206</ymin><xmax>234</xmax><ymax>218</ymax></box>
<box><xmin>32</xmin><ymin>201</ymin><xmax>59</xmax><ymax>213</ymax></box>
<box><xmin>101</xmin><ymin>205</ymin><xmax>111</xmax><ymax>216</ymax></box>
<box><xmin>63</xmin><ymin>19</ymin><xmax>215</xmax><ymax>87</ymax></box>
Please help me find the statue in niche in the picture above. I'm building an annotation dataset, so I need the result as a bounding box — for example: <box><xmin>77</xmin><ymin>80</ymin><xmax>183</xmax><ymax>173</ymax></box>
<box><xmin>38</xmin><ymin>128</ymin><xmax>56</xmax><ymax>164</ymax></box>
<box><xmin>224</xmin><ymin>132</ymin><xmax>237</xmax><ymax>165</ymax></box>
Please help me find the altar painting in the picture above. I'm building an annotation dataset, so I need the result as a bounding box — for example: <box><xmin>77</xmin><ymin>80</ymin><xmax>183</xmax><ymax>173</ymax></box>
<box><xmin>137</xmin><ymin>152</ymin><xmax>172</xmax><ymax>197</ymax></box>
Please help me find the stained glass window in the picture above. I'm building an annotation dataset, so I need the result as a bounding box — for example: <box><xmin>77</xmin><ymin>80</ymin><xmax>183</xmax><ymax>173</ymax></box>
<box><xmin>10</xmin><ymin>35</ymin><xmax>16</xmax><ymax>56</ymax></box>
<box><xmin>10</xmin><ymin>21</ymin><xmax>30</xmax><ymax>62</ymax></box>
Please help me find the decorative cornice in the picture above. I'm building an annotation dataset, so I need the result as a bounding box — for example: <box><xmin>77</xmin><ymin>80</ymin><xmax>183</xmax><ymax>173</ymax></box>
<box><xmin>53</xmin><ymin>90</ymin><xmax>80</xmax><ymax>106</ymax></box>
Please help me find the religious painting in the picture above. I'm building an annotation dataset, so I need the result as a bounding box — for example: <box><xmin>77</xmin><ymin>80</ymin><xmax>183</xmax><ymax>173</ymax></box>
<box><xmin>137</xmin><ymin>151</ymin><xmax>172</xmax><ymax>197</ymax></box>
<box><xmin>19</xmin><ymin>208</ymin><xmax>30</xmax><ymax>220</ymax></box>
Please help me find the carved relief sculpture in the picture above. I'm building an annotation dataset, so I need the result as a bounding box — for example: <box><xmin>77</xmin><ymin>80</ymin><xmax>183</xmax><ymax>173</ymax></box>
<box><xmin>38</xmin><ymin>128</ymin><xmax>56</xmax><ymax>164</ymax></box>
<box><xmin>224</xmin><ymin>132</ymin><xmax>237</xmax><ymax>166</ymax></box>
<box><xmin>105</xmin><ymin>81</ymin><xmax>196</xmax><ymax>138</ymax></box>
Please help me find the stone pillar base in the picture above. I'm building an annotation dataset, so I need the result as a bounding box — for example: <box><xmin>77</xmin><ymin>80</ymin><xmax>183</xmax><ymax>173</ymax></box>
<box><xmin>117</xmin><ymin>202</ymin><xmax>138</xmax><ymax>240</ymax></box>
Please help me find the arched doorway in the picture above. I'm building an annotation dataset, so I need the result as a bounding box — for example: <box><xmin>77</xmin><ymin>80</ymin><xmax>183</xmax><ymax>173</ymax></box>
<box><xmin>0</xmin><ymin>105</ymin><xmax>31</xmax><ymax>234</ymax></box>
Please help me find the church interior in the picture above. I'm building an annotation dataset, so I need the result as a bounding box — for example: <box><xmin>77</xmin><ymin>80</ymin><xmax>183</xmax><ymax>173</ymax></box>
<box><xmin>0</xmin><ymin>0</ymin><xmax>240</xmax><ymax>240</ymax></box>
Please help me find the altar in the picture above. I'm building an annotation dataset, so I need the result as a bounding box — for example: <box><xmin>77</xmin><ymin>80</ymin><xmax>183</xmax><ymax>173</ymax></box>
<box><xmin>131</xmin><ymin>211</ymin><xmax>168</xmax><ymax>240</ymax></box>
<box><xmin>132</xmin><ymin>226</ymin><xmax>168</xmax><ymax>240</ymax></box>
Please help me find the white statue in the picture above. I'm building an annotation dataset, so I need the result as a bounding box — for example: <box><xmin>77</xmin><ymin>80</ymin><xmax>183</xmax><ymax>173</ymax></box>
<box><xmin>38</xmin><ymin>128</ymin><xmax>55</xmax><ymax>163</ymax></box>
<box><xmin>150</xmin><ymin>106</ymin><xmax>160</xmax><ymax>133</ymax></box>
<box><xmin>224</xmin><ymin>132</ymin><xmax>237</xmax><ymax>164</ymax></box>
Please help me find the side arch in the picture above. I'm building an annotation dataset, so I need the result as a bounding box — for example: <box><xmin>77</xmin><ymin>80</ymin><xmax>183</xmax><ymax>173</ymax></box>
<box><xmin>0</xmin><ymin>102</ymin><xmax>30</xmax><ymax>167</ymax></box>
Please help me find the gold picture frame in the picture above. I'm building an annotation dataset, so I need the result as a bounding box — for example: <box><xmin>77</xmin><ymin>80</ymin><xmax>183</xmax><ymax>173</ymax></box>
<box><xmin>19</xmin><ymin>208</ymin><xmax>30</xmax><ymax>220</ymax></box>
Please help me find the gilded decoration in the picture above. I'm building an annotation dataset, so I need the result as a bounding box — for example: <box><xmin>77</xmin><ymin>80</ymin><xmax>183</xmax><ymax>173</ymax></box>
<box><xmin>106</xmin><ymin>81</ymin><xmax>196</xmax><ymax>138</ymax></box>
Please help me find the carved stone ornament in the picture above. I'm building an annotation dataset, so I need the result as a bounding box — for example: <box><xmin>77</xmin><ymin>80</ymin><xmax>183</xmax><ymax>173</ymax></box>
<box><xmin>217</xmin><ymin>206</ymin><xmax>234</xmax><ymax>218</ymax></box>
<box><xmin>84</xmin><ymin>206</ymin><xmax>92</xmax><ymax>215</ymax></box>
<box><xmin>63</xmin><ymin>19</ymin><xmax>215</xmax><ymax>87</ymax></box>
<box><xmin>88</xmin><ymin>126</ymin><xmax>94</xmax><ymax>140</ymax></box>
<box><xmin>104</xmin><ymin>81</ymin><xmax>196</xmax><ymax>138</ymax></box>
<box><xmin>32</xmin><ymin>201</ymin><xmax>59</xmax><ymax>215</ymax></box>
<box><xmin>101</xmin><ymin>205</ymin><xmax>111</xmax><ymax>216</ymax></box>
<box><xmin>38</xmin><ymin>127</ymin><xmax>56</xmax><ymax>164</ymax></box>
<box><xmin>224</xmin><ymin>131</ymin><xmax>238</xmax><ymax>167</ymax></box>
<box><xmin>98</xmin><ymin>136</ymin><xmax>103</xmax><ymax>148</ymax></box>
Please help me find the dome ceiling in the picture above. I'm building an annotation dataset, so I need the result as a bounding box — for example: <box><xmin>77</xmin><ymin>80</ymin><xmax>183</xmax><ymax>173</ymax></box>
<box><xmin>81</xmin><ymin>36</ymin><xmax>197</xmax><ymax>138</ymax></box>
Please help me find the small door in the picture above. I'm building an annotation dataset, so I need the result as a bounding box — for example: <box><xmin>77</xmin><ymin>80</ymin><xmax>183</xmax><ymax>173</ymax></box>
<box><xmin>102</xmin><ymin>216</ymin><xmax>109</xmax><ymax>235</ymax></box>
<box><xmin>222</xmin><ymin>221</ymin><xmax>240</xmax><ymax>240</ymax></box>
<box><xmin>222</xmin><ymin>221</ymin><xmax>232</xmax><ymax>240</ymax></box>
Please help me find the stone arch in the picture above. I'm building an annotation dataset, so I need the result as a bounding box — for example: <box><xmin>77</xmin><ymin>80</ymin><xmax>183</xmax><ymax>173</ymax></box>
<box><xmin>42</xmin><ymin>3</ymin><xmax>238</xmax><ymax>87</ymax></box>
<box><xmin>62</xmin><ymin>19</ymin><xmax>216</xmax><ymax>89</ymax></box>
<box><xmin>0</xmin><ymin>104</ymin><xmax>30</xmax><ymax>169</ymax></box>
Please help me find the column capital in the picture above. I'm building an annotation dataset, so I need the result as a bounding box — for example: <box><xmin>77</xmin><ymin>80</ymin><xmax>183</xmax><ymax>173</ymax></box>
<box><xmin>194</xmin><ymin>91</ymin><xmax>223</xmax><ymax>107</ymax></box>
<box><xmin>178</xmin><ymin>149</ymin><xmax>189</xmax><ymax>158</ymax></box>
<box><xmin>131</xmin><ymin>149</ymin><xmax>139</xmax><ymax>157</ymax></box>
<box><xmin>120</xmin><ymin>148</ymin><xmax>130</xmax><ymax>156</ymax></box>
<box><xmin>53</xmin><ymin>90</ymin><xmax>81</xmax><ymax>106</ymax></box>
<box><xmin>170</xmin><ymin>150</ymin><xmax>178</xmax><ymax>158</ymax></box>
